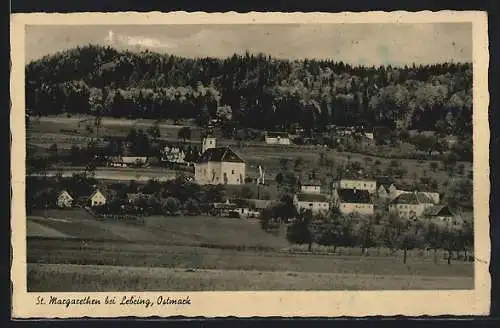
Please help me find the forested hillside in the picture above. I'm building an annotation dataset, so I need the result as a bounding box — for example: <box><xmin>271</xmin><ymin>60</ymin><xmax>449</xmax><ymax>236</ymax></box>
<box><xmin>26</xmin><ymin>44</ymin><xmax>473</xmax><ymax>135</ymax></box>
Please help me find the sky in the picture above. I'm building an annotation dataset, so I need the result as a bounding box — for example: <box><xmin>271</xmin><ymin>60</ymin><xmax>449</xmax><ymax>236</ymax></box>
<box><xmin>25</xmin><ymin>23</ymin><xmax>472</xmax><ymax>66</ymax></box>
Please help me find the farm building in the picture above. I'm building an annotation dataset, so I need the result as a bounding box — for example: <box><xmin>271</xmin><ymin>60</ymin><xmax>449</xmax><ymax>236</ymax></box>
<box><xmin>211</xmin><ymin>199</ymin><xmax>238</xmax><ymax>216</ymax></box>
<box><xmin>420</xmin><ymin>192</ymin><xmax>440</xmax><ymax>205</ymax></box>
<box><xmin>87</xmin><ymin>189</ymin><xmax>107</xmax><ymax>207</ymax></box>
<box><xmin>293</xmin><ymin>193</ymin><xmax>330</xmax><ymax>214</ymax></box>
<box><xmin>194</xmin><ymin>147</ymin><xmax>246</xmax><ymax>185</ymax></box>
<box><xmin>423</xmin><ymin>205</ymin><xmax>457</xmax><ymax>225</ymax></box>
<box><xmin>377</xmin><ymin>185</ymin><xmax>389</xmax><ymax>199</ymax></box>
<box><xmin>333</xmin><ymin>188</ymin><xmax>374</xmax><ymax>216</ymax></box>
<box><xmin>231</xmin><ymin>199</ymin><xmax>270</xmax><ymax>218</ymax></box>
<box><xmin>265</xmin><ymin>132</ymin><xmax>291</xmax><ymax>145</ymax></box>
<box><xmin>56</xmin><ymin>190</ymin><xmax>73</xmax><ymax>208</ymax></box>
<box><xmin>109</xmin><ymin>156</ymin><xmax>148</xmax><ymax>168</ymax></box>
<box><xmin>336</xmin><ymin>179</ymin><xmax>377</xmax><ymax>194</ymax></box>
<box><xmin>300</xmin><ymin>181</ymin><xmax>322</xmax><ymax>194</ymax></box>
<box><xmin>388</xmin><ymin>192</ymin><xmax>436</xmax><ymax>219</ymax></box>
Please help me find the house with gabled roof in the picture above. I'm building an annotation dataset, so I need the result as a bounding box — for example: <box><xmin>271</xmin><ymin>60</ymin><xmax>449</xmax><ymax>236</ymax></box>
<box><xmin>293</xmin><ymin>193</ymin><xmax>330</xmax><ymax>215</ymax></box>
<box><xmin>377</xmin><ymin>185</ymin><xmax>389</xmax><ymax>199</ymax></box>
<box><xmin>56</xmin><ymin>190</ymin><xmax>74</xmax><ymax>208</ymax></box>
<box><xmin>300</xmin><ymin>180</ymin><xmax>322</xmax><ymax>194</ymax></box>
<box><xmin>423</xmin><ymin>205</ymin><xmax>459</xmax><ymax>225</ymax></box>
<box><xmin>194</xmin><ymin>147</ymin><xmax>246</xmax><ymax>185</ymax></box>
<box><xmin>388</xmin><ymin>191</ymin><xmax>435</xmax><ymax>219</ymax></box>
<box><xmin>265</xmin><ymin>131</ymin><xmax>291</xmax><ymax>145</ymax></box>
<box><xmin>87</xmin><ymin>189</ymin><xmax>107</xmax><ymax>207</ymax></box>
<box><xmin>336</xmin><ymin>178</ymin><xmax>377</xmax><ymax>194</ymax></box>
<box><xmin>333</xmin><ymin>188</ymin><xmax>374</xmax><ymax>216</ymax></box>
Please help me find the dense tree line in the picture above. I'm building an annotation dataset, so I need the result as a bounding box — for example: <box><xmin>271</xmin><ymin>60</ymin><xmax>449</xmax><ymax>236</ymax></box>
<box><xmin>26</xmin><ymin>174</ymin><xmax>226</xmax><ymax>216</ymax></box>
<box><xmin>260</xmin><ymin>207</ymin><xmax>473</xmax><ymax>265</ymax></box>
<box><xmin>27</xmin><ymin>45</ymin><xmax>472</xmax><ymax>135</ymax></box>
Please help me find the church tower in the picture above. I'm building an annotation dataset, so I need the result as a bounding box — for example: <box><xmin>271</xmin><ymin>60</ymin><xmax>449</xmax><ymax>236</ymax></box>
<box><xmin>202</xmin><ymin>136</ymin><xmax>216</xmax><ymax>153</ymax></box>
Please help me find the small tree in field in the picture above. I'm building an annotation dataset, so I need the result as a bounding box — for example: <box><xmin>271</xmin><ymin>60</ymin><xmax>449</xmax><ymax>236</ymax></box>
<box><xmin>440</xmin><ymin>225</ymin><xmax>461</xmax><ymax>265</ymax></box>
<box><xmin>178</xmin><ymin>127</ymin><xmax>191</xmax><ymax>142</ymax></box>
<box><xmin>163</xmin><ymin>197</ymin><xmax>180</xmax><ymax>216</ymax></box>
<box><xmin>286</xmin><ymin>209</ymin><xmax>314</xmax><ymax>251</ymax></box>
<box><xmin>315</xmin><ymin>208</ymin><xmax>344</xmax><ymax>253</ymax></box>
<box><xmin>356</xmin><ymin>217</ymin><xmax>378</xmax><ymax>256</ymax></box>
<box><xmin>147</xmin><ymin>121</ymin><xmax>161</xmax><ymax>141</ymax></box>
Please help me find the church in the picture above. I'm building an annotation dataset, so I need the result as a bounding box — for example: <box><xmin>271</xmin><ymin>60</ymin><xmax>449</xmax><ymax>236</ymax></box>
<box><xmin>194</xmin><ymin>137</ymin><xmax>246</xmax><ymax>185</ymax></box>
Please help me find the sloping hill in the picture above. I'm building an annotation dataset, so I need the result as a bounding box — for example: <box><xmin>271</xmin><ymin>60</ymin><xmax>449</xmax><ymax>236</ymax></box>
<box><xmin>27</xmin><ymin>210</ymin><xmax>290</xmax><ymax>249</ymax></box>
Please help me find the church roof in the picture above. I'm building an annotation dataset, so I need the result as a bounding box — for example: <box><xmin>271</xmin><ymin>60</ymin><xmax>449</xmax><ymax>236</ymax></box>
<box><xmin>196</xmin><ymin>147</ymin><xmax>245</xmax><ymax>164</ymax></box>
<box><xmin>337</xmin><ymin>189</ymin><xmax>372</xmax><ymax>204</ymax></box>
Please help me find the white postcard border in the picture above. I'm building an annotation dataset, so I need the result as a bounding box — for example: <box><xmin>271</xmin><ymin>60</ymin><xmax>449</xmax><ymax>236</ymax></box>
<box><xmin>10</xmin><ymin>11</ymin><xmax>491</xmax><ymax>318</ymax></box>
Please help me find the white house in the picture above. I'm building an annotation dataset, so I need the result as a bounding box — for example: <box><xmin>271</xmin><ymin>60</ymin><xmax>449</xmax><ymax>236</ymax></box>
<box><xmin>56</xmin><ymin>190</ymin><xmax>73</xmax><ymax>208</ymax></box>
<box><xmin>336</xmin><ymin>179</ymin><xmax>377</xmax><ymax>194</ymax></box>
<box><xmin>161</xmin><ymin>146</ymin><xmax>186</xmax><ymax>164</ymax></box>
<box><xmin>265</xmin><ymin>132</ymin><xmax>291</xmax><ymax>145</ymax></box>
<box><xmin>388</xmin><ymin>192</ymin><xmax>435</xmax><ymax>219</ymax></box>
<box><xmin>294</xmin><ymin>193</ymin><xmax>330</xmax><ymax>215</ymax></box>
<box><xmin>300</xmin><ymin>181</ymin><xmax>321</xmax><ymax>194</ymax></box>
<box><xmin>88</xmin><ymin>189</ymin><xmax>106</xmax><ymax>207</ymax></box>
<box><xmin>333</xmin><ymin>188</ymin><xmax>374</xmax><ymax>216</ymax></box>
<box><xmin>202</xmin><ymin>137</ymin><xmax>217</xmax><ymax>153</ymax></box>
<box><xmin>194</xmin><ymin>147</ymin><xmax>246</xmax><ymax>185</ymax></box>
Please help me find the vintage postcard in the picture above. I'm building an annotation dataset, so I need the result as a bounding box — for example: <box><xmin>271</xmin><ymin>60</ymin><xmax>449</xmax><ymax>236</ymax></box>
<box><xmin>10</xmin><ymin>11</ymin><xmax>490</xmax><ymax>318</ymax></box>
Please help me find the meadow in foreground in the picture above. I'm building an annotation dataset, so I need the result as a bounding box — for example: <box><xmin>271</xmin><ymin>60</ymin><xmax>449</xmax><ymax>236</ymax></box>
<box><xmin>28</xmin><ymin>263</ymin><xmax>474</xmax><ymax>292</ymax></box>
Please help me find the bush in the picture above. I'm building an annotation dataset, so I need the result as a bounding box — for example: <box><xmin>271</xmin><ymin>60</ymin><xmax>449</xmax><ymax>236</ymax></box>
<box><xmin>227</xmin><ymin>211</ymin><xmax>241</xmax><ymax>219</ymax></box>
<box><xmin>163</xmin><ymin>197</ymin><xmax>181</xmax><ymax>216</ymax></box>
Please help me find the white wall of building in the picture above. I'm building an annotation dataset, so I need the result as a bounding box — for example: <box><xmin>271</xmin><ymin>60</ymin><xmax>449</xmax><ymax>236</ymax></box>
<box><xmin>389</xmin><ymin>203</ymin><xmax>434</xmax><ymax>218</ymax></box>
<box><xmin>195</xmin><ymin>161</ymin><xmax>245</xmax><ymax>185</ymax></box>
<box><xmin>338</xmin><ymin>202</ymin><xmax>374</xmax><ymax>215</ymax></box>
<box><xmin>265</xmin><ymin>137</ymin><xmax>291</xmax><ymax>145</ymax></box>
<box><xmin>295</xmin><ymin>200</ymin><xmax>330</xmax><ymax>214</ymax></box>
<box><xmin>301</xmin><ymin>185</ymin><xmax>321</xmax><ymax>194</ymax></box>
<box><xmin>338</xmin><ymin>179</ymin><xmax>377</xmax><ymax>194</ymax></box>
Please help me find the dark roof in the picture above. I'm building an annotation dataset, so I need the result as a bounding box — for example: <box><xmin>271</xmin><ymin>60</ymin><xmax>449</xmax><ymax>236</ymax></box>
<box><xmin>337</xmin><ymin>189</ymin><xmax>371</xmax><ymax>204</ymax></box>
<box><xmin>296</xmin><ymin>193</ymin><xmax>330</xmax><ymax>202</ymax></box>
<box><xmin>196</xmin><ymin>147</ymin><xmax>244</xmax><ymax>164</ymax></box>
<box><xmin>301</xmin><ymin>180</ymin><xmax>322</xmax><ymax>187</ymax></box>
<box><xmin>424</xmin><ymin>205</ymin><xmax>454</xmax><ymax>217</ymax></box>
<box><xmin>390</xmin><ymin>192</ymin><xmax>435</xmax><ymax>205</ymax></box>
<box><xmin>266</xmin><ymin>131</ymin><xmax>290</xmax><ymax>138</ymax></box>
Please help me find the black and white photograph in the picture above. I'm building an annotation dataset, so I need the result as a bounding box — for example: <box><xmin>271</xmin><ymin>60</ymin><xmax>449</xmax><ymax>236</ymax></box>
<box><xmin>11</xmin><ymin>11</ymin><xmax>490</xmax><ymax>317</ymax></box>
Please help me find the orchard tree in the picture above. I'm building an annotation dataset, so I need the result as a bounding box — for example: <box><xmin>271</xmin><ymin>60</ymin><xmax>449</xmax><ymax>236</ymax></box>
<box><xmin>286</xmin><ymin>209</ymin><xmax>314</xmax><ymax>251</ymax></box>
<box><xmin>178</xmin><ymin>127</ymin><xmax>192</xmax><ymax>142</ymax></box>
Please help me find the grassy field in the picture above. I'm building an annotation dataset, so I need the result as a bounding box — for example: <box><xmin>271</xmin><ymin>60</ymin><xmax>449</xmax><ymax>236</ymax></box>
<box><xmin>27</xmin><ymin>237</ymin><xmax>474</xmax><ymax>277</ymax></box>
<box><xmin>28</xmin><ymin>210</ymin><xmax>290</xmax><ymax>249</ymax></box>
<box><xmin>28</xmin><ymin>263</ymin><xmax>474</xmax><ymax>292</ymax></box>
<box><xmin>26</xmin><ymin>209</ymin><xmax>474</xmax><ymax>291</ymax></box>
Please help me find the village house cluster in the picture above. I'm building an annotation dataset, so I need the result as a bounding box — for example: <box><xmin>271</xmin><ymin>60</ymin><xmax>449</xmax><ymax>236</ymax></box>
<box><xmin>52</xmin><ymin>133</ymin><xmax>459</xmax><ymax>226</ymax></box>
